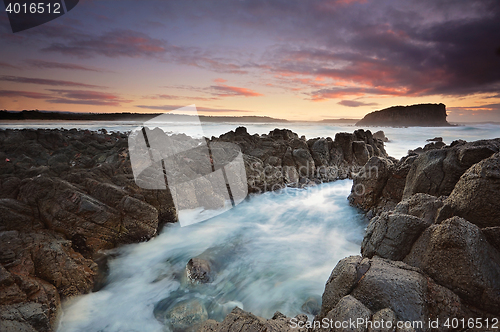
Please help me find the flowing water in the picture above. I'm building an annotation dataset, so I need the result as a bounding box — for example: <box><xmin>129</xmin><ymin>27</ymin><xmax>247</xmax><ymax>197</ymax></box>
<box><xmin>56</xmin><ymin>180</ymin><xmax>365</xmax><ymax>332</ymax></box>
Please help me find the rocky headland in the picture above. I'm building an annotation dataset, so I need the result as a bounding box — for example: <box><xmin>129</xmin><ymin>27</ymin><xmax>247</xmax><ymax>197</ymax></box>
<box><xmin>0</xmin><ymin>127</ymin><xmax>386</xmax><ymax>331</ymax></box>
<box><xmin>356</xmin><ymin>103</ymin><xmax>450</xmax><ymax>127</ymax></box>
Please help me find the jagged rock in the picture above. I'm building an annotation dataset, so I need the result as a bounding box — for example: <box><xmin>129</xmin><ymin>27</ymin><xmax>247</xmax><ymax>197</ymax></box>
<box><xmin>18</xmin><ymin>176</ymin><xmax>158</xmax><ymax>254</ymax></box>
<box><xmin>356</xmin><ymin>103</ymin><xmax>449</xmax><ymax>127</ymax></box>
<box><xmin>197</xmin><ymin>307</ymin><xmax>301</xmax><ymax>332</ymax></box>
<box><xmin>380</xmin><ymin>155</ymin><xmax>416</xmax><ymax>203</ymax></box>
<box><xmin>373</xmin><ymin>131</ymin><xmax>389</xmax><ymax>142</ymax></box>
<box><xmin>348</xmin><ymin>157</ymin><xmax>392</xmax><ymax>211</ymax></box>
<box><xmin>361</xmin><ymin>212</ymin><xmax>431</xmax><ymax>261</ymax></box>
<box><xmin>403</xmin><ymin>140</ymin><xmax>499</xmax><ymax>199</ymax></box>
<box><xmin>352</xmin><ymin>141</ymin><xmax>370</xmax><ymax>165</ymax></box>
<box><xmin>404</xmin><ymin>217</ymin><xmax>500</xmax><ymax>315</ymax></box>
<box><xmin>436</xmin><ymin>153</ymin><xmax>500</xmax><ymax>228</ymax></box>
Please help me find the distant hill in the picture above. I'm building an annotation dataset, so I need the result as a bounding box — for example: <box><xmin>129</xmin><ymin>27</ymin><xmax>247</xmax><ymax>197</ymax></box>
<box><xmin>356</xmin><ymin>103</ymin><xmax>450</xmax><ymax>127</ymax></box>
<box><xmin>0</xmin><ymin>110</ymin><xmax>288</xmax><ymax>123</ymax></box>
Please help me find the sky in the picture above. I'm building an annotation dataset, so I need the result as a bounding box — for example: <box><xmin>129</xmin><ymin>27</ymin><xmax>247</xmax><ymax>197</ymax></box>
<box><xmin>0</xmin><ymin>0</ymin><xmax>499</xmax><ymax>122</ymax></box>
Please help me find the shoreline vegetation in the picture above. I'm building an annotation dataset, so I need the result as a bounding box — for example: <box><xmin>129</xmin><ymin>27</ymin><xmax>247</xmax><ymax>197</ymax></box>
<box><xmin>0</xmin><ymin>126</ymin><xmax>499</xmax><ymax>331</ymax></box>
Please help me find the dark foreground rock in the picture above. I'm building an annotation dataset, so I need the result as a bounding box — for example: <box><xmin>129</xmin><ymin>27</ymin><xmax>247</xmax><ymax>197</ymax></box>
<box><xmin>0</xmin><ymin>127</ymin><xmax>388</xmax><ymax>331</ymax></box>
<box><xmin>356</xmin><ymin>103</ymin><xmax>450</xmax><ymax>127</ymax></box>
<box><xmin>337</xmin><ymin>136</ymin><xmax>500</xmax><ymax>331</ymax></box>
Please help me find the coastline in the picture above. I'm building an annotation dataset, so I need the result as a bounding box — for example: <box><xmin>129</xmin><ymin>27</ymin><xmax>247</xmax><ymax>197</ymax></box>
<box><xmin>1</xmin><ymin>126</ymin><xmax>499</xmax><ymax>331</ymax></box>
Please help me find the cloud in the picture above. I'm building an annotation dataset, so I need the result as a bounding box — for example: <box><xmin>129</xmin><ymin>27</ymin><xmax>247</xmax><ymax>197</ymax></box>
<box><xmin>338</xmin><ymin>100</ymin><xmax>378</xmax><ymax>107</ymax></box>
<box><xmin>210</xmin><ymin>84</ymin><xmax>263</xmax><ymax>97</ymax></box>
<box><xmin>25</xmin><ymin>60</ymin><xmax>107</xmax><ymax>72</ymax></box>
<box><xmin>149</xmin><ymin>94</ymin><xmax>219</xmax><ymax>101</ymax></box>
<box><xmin>0</xmin><ymin>75</ymin><xmax>103</xmax><ymax>88</ymax></box>
<box><xmin>135</xmin><ymin>104</ymin><xmax>250</xmax><ymax>113</ymax></box>
<box><xmin>47</xmin><ymin>89</ymin><xmax>132</xmax><ymax>106</ymax></box>
<box><xmin>0</xmin><ymin>61</ymin><xmax>19</xmax><ymax>69</ymax></box>
<box><xmin>0</xmin><ymin>90</ymin><xmax>51</xmax><ymax>99</ymax></box>
<box><xmin>43</xmin><ymin>29</ymin><xmax>168</xmax><ymax>58</ymax></box>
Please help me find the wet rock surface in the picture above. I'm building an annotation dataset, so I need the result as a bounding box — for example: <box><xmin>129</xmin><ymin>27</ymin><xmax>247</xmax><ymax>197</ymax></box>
<box><xmin>0</xmin><ymin>127</ymin><xmax>387</xmax><ymax>331</ymax></box>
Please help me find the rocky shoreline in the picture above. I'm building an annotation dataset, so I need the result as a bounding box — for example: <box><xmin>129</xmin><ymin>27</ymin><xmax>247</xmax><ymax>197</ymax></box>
<box><xmin>1</xmin><ymin>127</ymin><xmax>499</xmax><ymax>331</ymax></box>
<box><xmin>0</xmin><ymin>127</ymin><xmax>385</xmax><ymax>331</ymax></box>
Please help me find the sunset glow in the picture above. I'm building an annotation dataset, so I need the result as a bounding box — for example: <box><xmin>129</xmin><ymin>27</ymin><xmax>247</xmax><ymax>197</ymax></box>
<box><xmin>1</xmin><ymin>0</ymin><xmax>499</xmax><ymax>122</ymax></box>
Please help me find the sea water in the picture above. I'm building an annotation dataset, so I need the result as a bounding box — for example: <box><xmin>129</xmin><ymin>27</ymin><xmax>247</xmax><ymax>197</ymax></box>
<box><xmin>2</xmin><ymin>120</ymin><xmax>499</xmax><ymax>159</ymax></box>
<box><xmin>56</xmin><ymin>180</ymin><xmax>364</xmax><ymax>332</ymax></box>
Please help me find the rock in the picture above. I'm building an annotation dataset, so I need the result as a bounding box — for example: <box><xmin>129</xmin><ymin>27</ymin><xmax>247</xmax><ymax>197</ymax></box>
<box><xmin>482</xmin><ymin>227</ymin><xmax>500</xmax><ymax>252</ymax></box>
<box><xmin>380</xmin><ymin>155</ymin><xmax>416</xmax><ymax>203</ymax></box>
<box><xmin>436</xmin><ymin>153</ymin><xmax>500</xmax><ymax>228</ymax></box>
<box><xmin>426</xmin><ymin>137</ymin><xmax>442</xmax><ymax>142</ymax></box>
<box><xmin>320</xmin><ymin>295</ymin><xmax>371</xmax><ymax>332</ymax></box>
<box><xmin>361</xmin><ymin>212</ymin><xmax>431</xmax><ymax>261</ymax></box>
<box><xmin>319</xmin><ymin>256</ymin><xmax>465</xmax><ymax>325</ymax></box>
<box><xmin>352</xmin><ymin>141</ymin><xmax>370</xmax><ymax>165</ymax></box>
<box><xmin>348</xmin><ymin>157</ymin><xmax>392</xmax><ymax>211</ymax></box>
<box><xmin>292</xmin><ymin>148</ymin><xmax>315</xmax><ymax>177</ymax></box>
<box><xmin>18</xmin><ymin>176</ymin><xmax>159</xmax><ymax>255</ymax></box>
<box><xmin>197</xmin><ymin>307</ymin><xmax>300</xmax><ymax>332</ymax></box>
<box><xmin>368</xmin><ymin>308</ymin><xmax>397</xmax><ymax>332</ymax></box>
<box><xmin>301</xmin><ymin>296</ymin><xmax>321</xmax><ymax>316</ymax></box>
<box><xmin>356</xmin><ymin>103</ymin><xmax>449</xmax><ymax>127</ymax></box>
<box><xmin>164</xmin><ymin>299</ymin><xmax>208</xmax><ymax>331</ymax></box>
<box><xmin>404</xmin><ymin>217</ymin><xmax>500</xmax><ymax>315</ymax></box>
<box><xmin>373</xmin><ymin>131</ymin><xmax>389</xmax><ymax>142</ymax></box>
<box><xmin>392</xmin><ymin>193</ymin><xmax>444</xmax><ymax>224</ymax></box>
<box><xmin>0</xmin><ymin>302</ymin><xmax>51</xmax><ymax>332</ymax></box>
<box><xmin>186</xmin><ymin>258</ymin><xmax>213</xmax><ymax>284</ymax></box>
<box><xmin>319</xmin><ymin>255</ymin><xmax>364</xmax><ymax>318</ymax></box>
<box><xmin>402</xmin><ymin>141</ymin><xmax>499</xmax><ymax>199</ymax></box>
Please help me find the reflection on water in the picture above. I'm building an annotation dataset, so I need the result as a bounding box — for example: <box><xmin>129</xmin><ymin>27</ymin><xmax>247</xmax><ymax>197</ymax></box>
<box><xmin>57</xmin><ymin>180</ymin><xmax>365</xmax><ymax>332</ymax></box>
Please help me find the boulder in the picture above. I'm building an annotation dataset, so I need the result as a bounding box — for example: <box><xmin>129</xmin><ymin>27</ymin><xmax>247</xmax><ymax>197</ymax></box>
<box><xmin>348</xmin><ymin>157</ymin><xmax>392</xmax><ymax>211</ymax></box>
<box><xmin>361</xmin><ymin>212</ymin><xmax>431</xmax><ymax>261</ymax></box>
<box><xmin>186</xmin><ymin>258</ymin><xmax>213</xmax><ymax>284</ymax></box>
<box><xmin>319</xmin><ymin>256</ymin><xmax>465</xmax><ymax>327</ymax></box>
<box><xmin>404</xmin><ymin>217</ymin><xmax>500</xmax><ymax>315</ymax></box>
<box><xmin>164</xmin><ymin>299</ymin><xmax>208</xmax><ymax>331</ymax></box>
<box><xmin>319</xmin><ymin>295</ymin><xmax>371</xmax><ymax>332</ymax></box>
<box><xmin>403</xmin><ymin>141</ymin><xmax>499</xmax><ymax>199</ymax></box>
<box><xmin>436</xmin><ymin>153</ymin><xmax>500</xmax><ymax>228</ymax></box>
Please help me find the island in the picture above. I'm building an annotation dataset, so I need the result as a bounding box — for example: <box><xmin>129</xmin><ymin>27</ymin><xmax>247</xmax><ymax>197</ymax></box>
<box><xmin>356</xmin><ymin>103</ymin><xmax>450</xmax><ymax>127</ymax></box>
